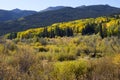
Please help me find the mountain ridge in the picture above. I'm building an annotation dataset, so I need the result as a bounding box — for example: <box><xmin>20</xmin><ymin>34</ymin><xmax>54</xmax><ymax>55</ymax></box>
<box><xmin>0</xmin><ymin>9</ymin><xmax>37</xmax><ymax>22</ymax></box>
<box><xmin>0</xmin><ymin>5</ymin><xmax>120</xmax><ymax>35</ymax></box>
<box><xmin>40</xmin><ymin>6</ymin><xmax>66</xmax><ymax>12</ymax></box>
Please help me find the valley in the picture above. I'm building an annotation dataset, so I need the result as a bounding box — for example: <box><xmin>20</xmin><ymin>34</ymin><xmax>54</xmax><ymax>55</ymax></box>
<box><xmin>0</xmin><ymin>4</ymin><xmax>120</xmax><ymax>80</ymax></box>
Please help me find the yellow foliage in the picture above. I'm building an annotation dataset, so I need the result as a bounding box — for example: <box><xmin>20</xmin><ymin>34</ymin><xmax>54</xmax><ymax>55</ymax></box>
<box><xmin>113</xmin><ymin>54</ymin><xmax>120</xmax><ymax>65</ymax></box>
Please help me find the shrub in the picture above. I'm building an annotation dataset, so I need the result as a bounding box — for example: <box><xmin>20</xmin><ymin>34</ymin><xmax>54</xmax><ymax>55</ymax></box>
<box><xmin>56</xmin><ymin>53</ymin><xmax>76</xmax><ymax>61</ymax></box>
<box><xmin>15</xmin><ymin>45</ymin><xmax>36</xmax><ymax>73</ymax></box>
<box><xmin>53</xmin><ymin>60</ymin><xmax>88</xmax><ymax>80</ymax></box>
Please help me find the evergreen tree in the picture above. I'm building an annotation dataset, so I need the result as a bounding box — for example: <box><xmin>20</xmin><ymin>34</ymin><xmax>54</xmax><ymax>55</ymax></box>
<box><xmin>99</xmin><ymin>23</ymin><xmax>104</xmax><ymax>39</ymax></box>
<box><xmin>54</xmin><ymin>26</ymin><xmax>61</xmax><ymax>36</ymax></box>
<box><xmin>118</xmin><ymin>25</ymin><xmax>120</xmax><ymax>39</ymax></box>
<box><xmin>82</xmin><ymin>24</ymin><xmax>95</xmax><ymax>35</ymax></box>
<box><xmin>65</xmin><ymin>27</ymin><xmax>73</xmax><ymax>37</ymax></box>
<box><xmin>49</xmin><ymin>28</ymin><xmax>55</xmax><ymax>38</ymax></box>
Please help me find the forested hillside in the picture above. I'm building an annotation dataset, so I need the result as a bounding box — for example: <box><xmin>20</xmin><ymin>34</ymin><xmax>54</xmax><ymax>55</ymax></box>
<box><xmin>6</xmin><ymin>14</ymin><xmax>120</xmax><ymax>39</ymax></box>
<box><xmin>1</xmin><ymin>5</ymin><xmax>120</xmax><ymax>35</ymax></box>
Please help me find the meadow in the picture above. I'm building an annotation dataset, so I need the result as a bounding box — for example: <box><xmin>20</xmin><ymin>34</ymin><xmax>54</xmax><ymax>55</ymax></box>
<box><xmin>0</xmin><ymin>34</ymin><xmax>120</xmax><ymax>80</ymax></box>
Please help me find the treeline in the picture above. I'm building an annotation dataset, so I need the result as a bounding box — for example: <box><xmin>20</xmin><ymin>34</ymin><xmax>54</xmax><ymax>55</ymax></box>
<box><xmin>6</xmin><ymin>15</ymin><xmax>120</xmax><ymax>39</ymax></box>
<box><xmin>6</xmin><ymin>27</ymin><xmax>73</xmax><ymax>39</ymax></box>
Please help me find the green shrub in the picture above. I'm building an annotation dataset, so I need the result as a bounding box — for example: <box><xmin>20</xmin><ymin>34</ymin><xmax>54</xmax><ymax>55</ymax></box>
<box><xmin>53</xmin><ymin>60</ymin><xmax>88</xmax><ymax>80</ymax></box>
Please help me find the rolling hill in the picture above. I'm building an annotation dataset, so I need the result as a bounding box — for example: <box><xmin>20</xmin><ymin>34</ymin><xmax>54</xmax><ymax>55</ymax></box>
<box><xmin>0</xmin><ymin>9</ymin><xmax>37</xmax><ymax>22</ymax></box>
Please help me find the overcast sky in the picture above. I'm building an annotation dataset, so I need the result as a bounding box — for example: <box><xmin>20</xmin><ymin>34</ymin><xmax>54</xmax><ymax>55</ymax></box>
<box><xmin>0</xmin><ymin>0</ymin><xmax>120</xmax><ymax>11</ymax></box>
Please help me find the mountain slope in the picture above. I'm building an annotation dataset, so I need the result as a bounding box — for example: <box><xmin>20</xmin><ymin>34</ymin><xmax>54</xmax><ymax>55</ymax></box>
<box><xmin>41</xmin><ymin>6</ymin><xmax>65</xmax><ymax>12</ymax></box>
<box><xmin>0</xmin><ymin>5</ymin><xmax>120</xmax><ymax>35</ymax></box>
<box><xmin>0</xmin><ymin>9</ymin><xmax>37</xmax><ymax>22</ymax></box>
<box><xmin>5</xmin><ymin>14</ymin><xmax>120</xmax><ymax>39</ymax></box>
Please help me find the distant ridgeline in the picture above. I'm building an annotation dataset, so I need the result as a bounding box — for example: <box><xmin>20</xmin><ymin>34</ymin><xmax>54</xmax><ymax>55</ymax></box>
<box><xmin>5</xmin><ymin>15</ymin><xmax>120</xmax><ymax>39</ymax></box>
<box><xmin>1</xmin><ymin>5</ymin><xmax>120</xmax><ymax>36</ymax></box>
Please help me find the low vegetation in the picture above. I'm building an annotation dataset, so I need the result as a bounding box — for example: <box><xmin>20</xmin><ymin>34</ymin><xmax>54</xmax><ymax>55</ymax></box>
<box><xmin>0</xmin><ymin>34</ymin><xmax>120</xmax><ymax>80</ymax></box>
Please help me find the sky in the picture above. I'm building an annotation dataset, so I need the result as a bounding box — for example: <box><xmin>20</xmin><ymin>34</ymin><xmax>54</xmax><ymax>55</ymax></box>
<box><xmin>0</xmin><ymin>0</ymin><xmax>120</xmax><ymax>11</ymax></box>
